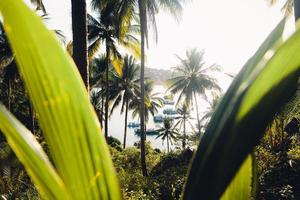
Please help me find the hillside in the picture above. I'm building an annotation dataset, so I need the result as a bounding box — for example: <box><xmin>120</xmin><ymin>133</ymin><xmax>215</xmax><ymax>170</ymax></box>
<box><xmin>143</xmin><ymin>67</ymin><xmax>175</xmax><ymax>84</ymax></box>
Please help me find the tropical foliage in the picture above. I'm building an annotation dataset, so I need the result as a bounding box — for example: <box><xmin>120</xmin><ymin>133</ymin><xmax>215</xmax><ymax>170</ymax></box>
<box><xmin>156</xmin><ymin>118</ymin><xmax>179</xmax><ymax>153</ymax></box>
<box><xmin>168</xmin><ymin>49</ymin><xmax>221</xmax><ymax>131</ymax></box>
<box><xmin>87</xmin><ymin>1</ymin><xmax>140</xmax><ymax>138</ymax></box>
<box><xmin>0</xmin><ymin>0</ymin><xmax>300</xmax><ymax>200</ymax></box>
<box><xmin>174</xmin><ymin>103</ymin><xmax>194</xmax><ymax>149</ymax></box>
<box><xmin>109</xmin><ymin>55</ymin><xmax>140</xmax><ymax>148</ymax></box>
<box><xmin>129</xmin><ymin>80</ymin><xmax>163</xmax><ymax>124</ymax></box>
<box><xmin>137</xmin><ymin>0</ymin><xmax>184</xmax><ymax>176</ymax></box>
<box><xmin>0</xmin><ymin>0</ymin><xmax>120</xmax><ymax>199</ymax></box>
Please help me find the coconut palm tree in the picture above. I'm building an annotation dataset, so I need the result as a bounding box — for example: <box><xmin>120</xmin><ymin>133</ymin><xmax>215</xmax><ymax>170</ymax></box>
<box><xmin>129</xmin><ymin>80</ymin><xmax>163</xmax><ymax>128</ymax></box>
<box><xmin>92</xmin><ymin>0</ymin><xmax>184</xmax><ymax>176</ymax></box>
<box><xmin>109</xmin><ymin>55</ymin><xmax>140</xmax><ymax>148</ymax></box>
<box><xmin>199</xmin><ymin>94</ymin><xmax>221</xmax><ymax>128</ymax></box>
<box><xmin>156</xmin><ymin>118</ymin><xmax>179</xmax><ymax>153</ymax></box>
<box><xmin>90</xmin><ymin>90</ymin><xmax>102</xmax><ymax>121</ymax></box>
<box><xmin>167</xmin><ymin>49</ymin><xmax>222</xmax><ymax>133</ymax></box>
<box><xmin>174</xmin><ymin>103</ymin><xmax>194</xmax><ymax>149</ymax></box>
<box><xmin>137</xmin><ymin>0</ymin><xmax>184</xmax><ymax>176</ymax></box>
<box><xmin>71</xmin><ymin>0</ymin><xmax>88</xmax><ymax>89</ymax></box>
<box><xmin>89</xmin><ymin>56</ymin><xmax>106</xmax><ymax>126</ymax></box>
<box><xmin>87</xmin><ymin>2</ymin><xmax>140</xmax><ymax>139</ymax></box>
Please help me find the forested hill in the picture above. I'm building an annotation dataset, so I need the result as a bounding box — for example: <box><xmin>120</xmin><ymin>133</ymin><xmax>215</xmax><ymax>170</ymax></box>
<box><xmin>142</xmin><ymin>67</ymin><xmax>175</xmax><ymax>84</ymax></box>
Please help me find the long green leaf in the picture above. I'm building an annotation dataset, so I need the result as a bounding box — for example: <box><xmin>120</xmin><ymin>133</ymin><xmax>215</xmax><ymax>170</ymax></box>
<box><xmin>0</xmin><ymin>105</ymin><xmax>68</xmax><ymax>199</ymax></box>
<box><xmin>0</xmin><ymin>0</ymin><xmax>121</xmax><ymax>199</ymax></box>
<box><xmin>183</xmin><ymin>18</ymin><xmax>300</xmax><ymax>200</ymax></box>
<box><xmin>221</xmin><ymin>155</ymin><xmax>252</xmax><ymax>200</ymax></box>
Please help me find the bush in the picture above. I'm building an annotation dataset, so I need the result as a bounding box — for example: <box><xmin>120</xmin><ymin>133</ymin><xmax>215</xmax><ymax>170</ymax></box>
<box><xmin>150</xmin><ymin>149</ymin><xmax>193</xmax><ymax>200</ymax></box>
<box><xmin>110</xmin><ymin>142</ymin><xmax>162</xmax><ymax>199</ymax></box>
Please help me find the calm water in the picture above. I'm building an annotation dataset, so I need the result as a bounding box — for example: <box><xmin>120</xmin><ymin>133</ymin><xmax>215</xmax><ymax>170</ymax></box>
<box><xmin>108</xmin><ymin>84</ymin><xmax>189</xmax><ymax>151</ymax></box>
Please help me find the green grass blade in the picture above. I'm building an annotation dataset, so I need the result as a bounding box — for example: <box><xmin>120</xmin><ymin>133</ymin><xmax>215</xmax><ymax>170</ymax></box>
<box><xmin>0</xmin><ymin>0</ymin><xmax>121</xmax><ymax>199</ymax></box>
<box><xmin>221</xmin><ymin>155</ymin><xmax>252</xmax><ymax>200</ymax></box>
<box><xmin>183</xmin><ymin>18</ymin><xmax>300</xmax><ymax>200</ymax></box>
<box><xmin>0</xmin><ymin>105</ymin><xmax>68</xmax><ymax>199</ymax></box>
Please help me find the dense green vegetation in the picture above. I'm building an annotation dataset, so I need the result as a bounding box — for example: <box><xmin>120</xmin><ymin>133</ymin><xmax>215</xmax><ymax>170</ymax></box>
<box><xmin>0</xmin><ymin>0</ymin><xmax>300</xmax><ymax>199</ymax></box>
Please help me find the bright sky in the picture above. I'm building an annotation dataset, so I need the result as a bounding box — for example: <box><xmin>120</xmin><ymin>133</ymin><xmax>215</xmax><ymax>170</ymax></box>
<box><xmin>41</xmin><ymin>0</ymin><xmax>294</xmax><ymax>75</ymax></box>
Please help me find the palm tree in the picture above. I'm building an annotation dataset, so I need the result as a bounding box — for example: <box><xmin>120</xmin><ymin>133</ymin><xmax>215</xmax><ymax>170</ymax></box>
<box><xmin>174</xmin><ymin>103</ymin><xmax>194</xmax><ymax>149</ymax></box>
<box><xmin>199</xmin><ymin>94</ymin><xmax>221</xmax><ymax>128</ymax></box>
<box><xmin>129</xmin><ymin>80</ymin><xmax>163</xmax><ymax>129</ymax></box>
<box><xmin>137</xmin><ymin>0</ymin><xmax>184</xmax><ymax>176</ymax></box>
<box><xmin>90</xmin><ymin>90</ymin><xmax>103</xmax><ymax>122</ymax></box>
<box><xmin>266</xmin><ymin>0</ymin><xmax>300</xmax><ymax>20</ymax></box>
<box><xmin>109</xmin><ymin>55</ymin><xmax>140</xmax><ymax>148</ymax></box>
<box><xmin>156</xmin><ymin>118</ymin><xmax>179</xmax><ymax>153</ymax></box>
<box><xmin>71</xmin><ymin>0</ymin><xmax>89</xmax><ymax>89</ymax></box>
<box><xmin>87</xmin><ymin>2</ymin><xmax>140</xmax><ymax>139</ymax></box>
<box><xmin>167</xmin><ymin>49</ymin><xmax>222</xmax><ymax>132</ymax></box>
<box><xmin>92</xmin><ymin>0</ymin><xmax>184</xmax><ymax>175</ymax></box>
<box><xmin>89</xmin><ymin>56</ymin><xmax>106</xmax><ymax>126</ymax></box>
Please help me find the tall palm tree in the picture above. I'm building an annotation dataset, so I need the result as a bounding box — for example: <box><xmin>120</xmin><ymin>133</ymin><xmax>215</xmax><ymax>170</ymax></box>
<box><xmin>92</xmin><ymin>0</ymin><xmax>184</xmax><ymax>175</ymax></box>
<box><xmin>137</xmin><ymin>0</ymin><xmax>184</xmax><ymax>176</ymax></box>
<box><xmin>109</xmin><ymin>55</ymin><xmax>140</xmax><ymax>148</ymax></box>
<box><xmin>167</xmin><ymin>49</ymin><xmax>221</xmax><ymax>132</ymax></box>
<box><xmin>156</xmin><ymin>118</ymin><xmax>179</xmax><ymax>153</ymax></box>
<box><xmin>174</xmin><ymin>103</ymin><xmax>194</xmax><ymax>149</ymax></box>
<box><xmin>87</xmin><ymin>3</ymin><xmax>140</xmax><ymax>139</ymax></box>
<box><xmin>71</xmin><ymin>0</ymin><xmax>89</xmax><ymax>89</ymax></box>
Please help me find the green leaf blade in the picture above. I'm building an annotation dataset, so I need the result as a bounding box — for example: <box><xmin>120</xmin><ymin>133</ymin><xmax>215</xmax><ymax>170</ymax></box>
<box><xmin>221</xmin><ymin>155</ymin><xmax>252</xmax><ymax>200</ymax></box>
<box><xmin>183</xmin><ymin>18</ymin><xmax>300</xmax><ymax>200</ymax></box>
<box><xmin>0</xmin><ymin>0</ymin><xmax>121</xmax><ymax>199</ymax></box>
<box><xmin>0</xmin><ymin>105</ymin><xmax>68</xmax><ymax>199</ymax></box>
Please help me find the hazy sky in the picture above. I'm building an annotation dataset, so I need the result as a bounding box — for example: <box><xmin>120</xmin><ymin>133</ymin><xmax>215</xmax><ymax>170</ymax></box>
<box><xmin>40</xmin><ymin>0</ymin><xmax>294</xmax><ymax>74</ymax></box>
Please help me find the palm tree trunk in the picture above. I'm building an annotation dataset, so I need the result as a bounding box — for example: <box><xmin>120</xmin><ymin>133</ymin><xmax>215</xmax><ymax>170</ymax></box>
<box><xmin>145</xmin><ymin>124</ymin><xmax>147</xmax><ymax>140</ymax></box>
<box><xmin>167</xmin><ymin>136</ymin><xmax>169</xmax><ymax>153</ymax></box>
<box><xmin>183</xmin><ymin>114</ymin><xmax>186</xmax><ymax>149</ymax></box>
<box><xmin>138</xmin><ymin>0</ymin><xmax>148</xmax><ymax>177</ymax></box>
<box><xmin>105</xmin><ymin>42</ymin><xmax>110</xmax><ymax>139</ymax></box>
<box><xmin>71</xmin><ymin>0</ymin><xmax>89</xmax><ymax>90</ymax></box>
<box><xmin>295</xmin><ymin>0</ymin><xmax>300</xmax><ymax>21</ymax></box>
<box><xmin>123</xmin><ymin>99</ymin><xmax>129</xmax><ymax>149</ymax></box>
<box><xmin>99</xmin><ymin>93</ymin><xmax>104</xmax><ymax>127</ymax></box>
<box><xmin>193</xmin><ymin>92</ymin><xmax>201</xmax><ymax>133</ymax></box>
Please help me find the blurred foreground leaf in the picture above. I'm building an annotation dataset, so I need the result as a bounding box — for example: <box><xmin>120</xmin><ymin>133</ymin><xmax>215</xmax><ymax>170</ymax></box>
<box><xmin>183</xmin><ymin>18</ymin><xmax>300</xmax><ymax>200</ymax></box>
<box><xmin>0</xmin><ymin>0</ymin><xmax>121</xmax><ymax>199</ymax></box>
